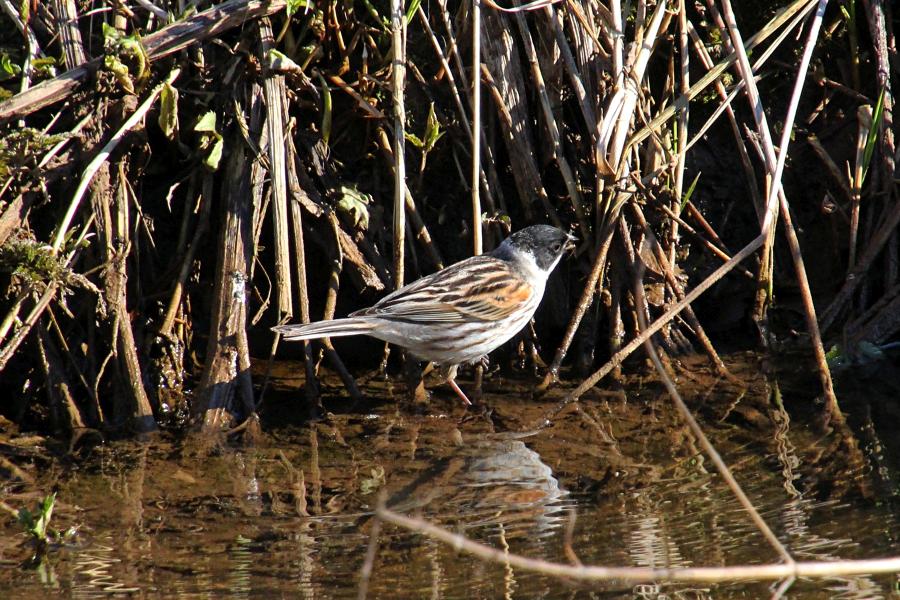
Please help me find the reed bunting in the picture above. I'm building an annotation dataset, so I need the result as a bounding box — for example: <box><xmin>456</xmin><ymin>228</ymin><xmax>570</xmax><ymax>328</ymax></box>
<box><xmin>273</xmin><ymin>225</ymin><xmax>575</xmax><ymax>405</ymax></box>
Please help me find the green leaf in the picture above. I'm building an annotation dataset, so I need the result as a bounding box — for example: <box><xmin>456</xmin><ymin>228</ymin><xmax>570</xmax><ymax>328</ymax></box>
<box><xmin>34</xmin><ymin>493</ymin><xmax>56</xmax><ymax>540</ymax></box>
<box><xmin>268</xmin><ymin>48</ymin><xmax>301</xmax><ymax>73</ymax></box>
<box><xmin>102</xmin><ymin>22</ymin><xmax>122</xmax><ymax>43</ymax></box>
<box><xmin>31</xmin><ymin>56</ymin><xmax>57</xmax><ymax>78</ymax></box>
<box><xmin>404</xmin><ymin>132</ymin><xmax>424</xmax><ymax>148</ymax></box>
<box><xmin>423</xmin><ymin>103</ymin><xmax>444</xmax><ymax>152</ymax></box>
<box><xmin>860</xmin><ymin>88</ymin><xmax>885</xmax><ymax>184</ymax></box>
<box><xmin>286</xmin><ymin>0</ymin><xmax>310</xmax><ymax>16</ymax></box>
<box><xmin>0</xmin><ymin>54</ymin><xmax>21</xmax><ymax>79</ymax></box>
<box><xmin>204</xmin><ymin>137</ymin><xmax>224</xmax><ymax>171</ymax></box>
<box><xmin>103</xmin><ymin>54</ymin><xmax>134</xmax><ymax>94</ymax></box>
<box><xmin>680</xmin><ymin>171</ymin><xmax>701</xmax><ymax>211</ymax></box>
<box><xmin>158</xmin><ymin>82</ymin><xmax>179</xmax><ymax>140</ymax></box>
<box><xmin>194</xmin><ymin>111</ymin><xmax>218</xmax><ymax>133</ymax></box>
<box><xmin>405</xmin><ymin>0</ymin><xmax>421</xmax><ymax>22</ymax></box>
<box><xmin>337</xmin><ymin>185</ymin><xmax>372</xmax><ymax>230</ymax></box>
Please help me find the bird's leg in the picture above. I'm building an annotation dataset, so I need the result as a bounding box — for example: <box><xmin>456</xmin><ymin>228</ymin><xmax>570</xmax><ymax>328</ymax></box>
<box><xmin>403</xmin><ymin>354</ymin><xmax>429</xmax><ymax>406</ymax></box>
<box><xmin>441</xmin><ymin>364</ymin><xmax>472</xmax><ymax>406</ymax></box>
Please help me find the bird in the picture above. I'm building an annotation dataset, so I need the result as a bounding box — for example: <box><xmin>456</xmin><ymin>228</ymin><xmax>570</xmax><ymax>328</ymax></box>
<box><xmin>273</xmin><ymin>225</ymin><xmax>575</xmax><ymax>405</ymax></box>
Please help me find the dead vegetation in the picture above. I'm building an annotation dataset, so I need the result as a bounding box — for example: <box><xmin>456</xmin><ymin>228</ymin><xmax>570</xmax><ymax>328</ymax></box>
<box><xmin>0</xmin><ymin>0</ymin><xmax>895</xmax><ymax>445</ymax></box>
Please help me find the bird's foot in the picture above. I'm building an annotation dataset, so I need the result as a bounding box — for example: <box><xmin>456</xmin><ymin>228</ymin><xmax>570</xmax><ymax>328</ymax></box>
<box><xmin>446</xmin><ymin>377</ymin><xmax>472</xmax><ymax>406</ymax></box>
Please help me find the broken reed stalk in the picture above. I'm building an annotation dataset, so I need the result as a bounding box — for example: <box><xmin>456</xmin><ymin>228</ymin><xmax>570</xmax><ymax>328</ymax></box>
<box><xmin>159</xmin><ymin>175</ymin><xmax>211</xmax><ymax>338</ymax></box>
<box><xmin>540</xmin><ymin>224</ymin><xmax>615</xmax><ymax>386</ymax></box>
<box><xmin>53</xmin><ymin>0</ymin><xmax>87</xmax><ymax>69</ymax></box>
<box><xmin>36</xmin><ymin>322</ymin><xmax>85</xmax><ymax>431</ymax></box>
<box><xmin>321</xmin><ymin>213</ymin><xmax>364</xmax><ymax>402</ymax></box>
<box><xmin>375</xmin><ymin>506</ymin><xmax>900</xmax><ymax>583</ymax></box>
<box><xmin>719</xmin><ymin>0</ymin><xmax>842</xmax><ymax>422</ymax></box>
<box><xmin>199</xmin><ymin>93</ymin><xmax>258</xmax><ymax>430</ymax></box>
<box><xmin>106</xmin><ymin>164</ymin><xmax>157</xmax><ymax>432</ymax></box>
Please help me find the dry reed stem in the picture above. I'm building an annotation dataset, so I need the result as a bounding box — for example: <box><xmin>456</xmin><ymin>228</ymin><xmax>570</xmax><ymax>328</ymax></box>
<box><xmin>821</xmin><ymin>197</ymin><xmax>900</xmax><ymax>332</ymax></box>
<box><xmin>631</xmin><ymin>259</ymin><xmax>791</xmax><ymax>561</ymax></box>
<box><xmin>159</xmin><ymin>179</ymin><xmax>210</xmax><ymax>338</ymax></box>
<box><xmin>259</xmin><ymin>19</ymin><xmax>293</xmax><ymax>318</ymax></box>
<box><xmin>53</xmin><ymin>0</ymin><xmax>87</xmax><ymax>69</ymax></box>
<box><xmin>480</xmin><ymin>16</ymin><xmax>561</xmax><ymax>226</ymax></box>
<box><xmin>546</xmin><ymin>5</ymin><xmax>596</xmax><ymax>139</ymax></box>
<box><xmin>37</xmin><ymin>324</ymin><xmax>86</xmax><ymax>431</ymax></box>
<box><xmin>565</xmin><ymin>232</ymin><xmax>767</xmax><ymax>403</ymax></box>
<box><xmin>540</xmin><ymin>222</ymin><xmax>616</xmax><ymax>387</ymax></box>
<box><xmin>671</xmin><ymin>0</ymin><xmax>689</xmax><ymax>266</ymax></box>
<box><xmin>596</xmin><ymin>1</ymin><xmax>668</xmax><ymax>177</ymax></box>
<box><xmin>109</xmin><ymin>168</ymin><xmax>157</xmax><ymax>432</ymax></box>
<box><xmin>628</xmin><ymin>202</ymin><xmax>728</xmax><ymax>376</ymax></box>
<box><xmin>377</xmin><ymin>506</ymin><xmax>900</xmax><ymax>583</ymax></box>
<box><xmin>390</xmin><ymin>0</ymin><xmax>407</xmax><ymax>286</ymax></box>
<box><xmin>199</xmin><ymin>94</ymin><xmax>258</xmax><ymax>430</ymax></box>
<box><xmin>513</xmin><ymin>9</ymin><xmax>590</xmax><ymax>238</ymax></box>
<box><xmin>321</xmin><ymin>213</ymin><xmax>364</xmax><ymax>401</ymax></box>
<box><xmin>471</xmin><ymin>0</ymin><xmax>483</xmax><ymax>255</ymax></box>
<box><xmin>805</xmin><ymin>134</ymin><xmax>853</xmax><ymax>205</ymax></box>
<box><xmin>720</xmin><ymin>0</ymin><xmax>841</xmax><ymax>421</ymax></box>
<box><xmin>374</xmin><ymin>128</ymin><xmax>444</xmax><ymax>270</ymax></box>
<box><xmin>417</xmin><ymin>8</ymin><xmax>500</xmax><ymax>217</ymax></box>
<box><xmin>627</xmin><ymin>0</ymin><xmax>816</xmax><ymax>152</ymax></box>
<box><xmin>684</xmin><ymin>19</ymin><xmax>763</xmax><ymax>218</ymax></box>
<box><xmin>286</xmin><ymin>134</ymin><xmax>319</xmax><ymax>401</ymax></box>
<box><xmin>654</xmin><ymin>202</ymin><xmax>754</xmax><ymax>279</ymax></box>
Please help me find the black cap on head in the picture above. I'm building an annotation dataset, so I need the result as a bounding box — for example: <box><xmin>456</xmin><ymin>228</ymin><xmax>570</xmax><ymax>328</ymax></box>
<box><xmin>499</xmin><ymin>225</ymin><xmax>575</xmax><ymax>271</ymax></box>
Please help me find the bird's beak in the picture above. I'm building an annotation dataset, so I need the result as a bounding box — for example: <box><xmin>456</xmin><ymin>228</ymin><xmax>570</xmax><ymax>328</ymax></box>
<box><xmin>564</xmin><ymin>232</ymin><xmax>578</xmax><ymax>252</ymax></box>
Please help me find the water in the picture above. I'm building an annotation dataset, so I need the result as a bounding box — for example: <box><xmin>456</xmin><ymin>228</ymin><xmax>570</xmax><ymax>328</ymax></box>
<box><xmin>2</xmin><ymin>356</ymin><xmax>899</xmax><ymax>598</ymax></box>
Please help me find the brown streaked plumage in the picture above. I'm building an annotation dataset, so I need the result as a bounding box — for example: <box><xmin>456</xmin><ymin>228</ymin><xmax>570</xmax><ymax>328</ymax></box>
<box><xmin>273</xmin><ymin>225</ymin><xmax>575</xmax><ymax>405</ymax></box>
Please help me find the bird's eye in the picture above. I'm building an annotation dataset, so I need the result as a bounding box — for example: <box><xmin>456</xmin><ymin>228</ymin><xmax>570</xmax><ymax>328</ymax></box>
<box><xmin>552</xmin><ymin>242</ymin><xmax>562</xmax><ymax>253</ymax></box>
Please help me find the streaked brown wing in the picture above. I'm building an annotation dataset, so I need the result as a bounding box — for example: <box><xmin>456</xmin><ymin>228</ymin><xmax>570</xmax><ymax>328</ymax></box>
<box><xmin>352</xmin><ymin>255</ymin><xmax>532</xmax><ymax>323</ymax></box>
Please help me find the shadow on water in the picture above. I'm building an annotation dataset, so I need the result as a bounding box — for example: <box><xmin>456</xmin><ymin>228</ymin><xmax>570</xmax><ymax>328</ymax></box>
<box><xmin>2</xmin><ymin>353</ymin><xmax>900</xmax><ymax>598</ymax></box>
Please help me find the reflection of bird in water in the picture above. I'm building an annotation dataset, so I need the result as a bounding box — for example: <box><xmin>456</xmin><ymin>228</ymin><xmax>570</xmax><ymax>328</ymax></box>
<box><xmin>274</xmin><ymin>226</ymin><xmax>575</xmax><ymax>405</ymax></box>
<box><xmin>383</xmin><ymin>435</ymin><xmax>569</xmax><ymax>538</ymax></box>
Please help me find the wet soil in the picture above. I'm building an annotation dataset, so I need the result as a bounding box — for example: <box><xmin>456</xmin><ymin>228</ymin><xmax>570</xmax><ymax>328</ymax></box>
<box><xmin>1</xmin><ymin>353</ymin><xmax>899</xmax><ymax>598</ymax></box>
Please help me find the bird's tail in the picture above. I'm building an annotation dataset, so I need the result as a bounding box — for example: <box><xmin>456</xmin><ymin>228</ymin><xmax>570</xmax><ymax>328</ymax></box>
<box><xmin>272</xmin><ymin>317</ymin><xmax>377</xmax><ymax>341</ymax></box>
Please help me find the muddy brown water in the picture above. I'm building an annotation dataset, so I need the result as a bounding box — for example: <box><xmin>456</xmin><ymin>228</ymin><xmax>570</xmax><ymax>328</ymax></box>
<box><xmin>2</xmin><ymin>354</ymin><xmax>899</xmax><ymax>598</ymax></box>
